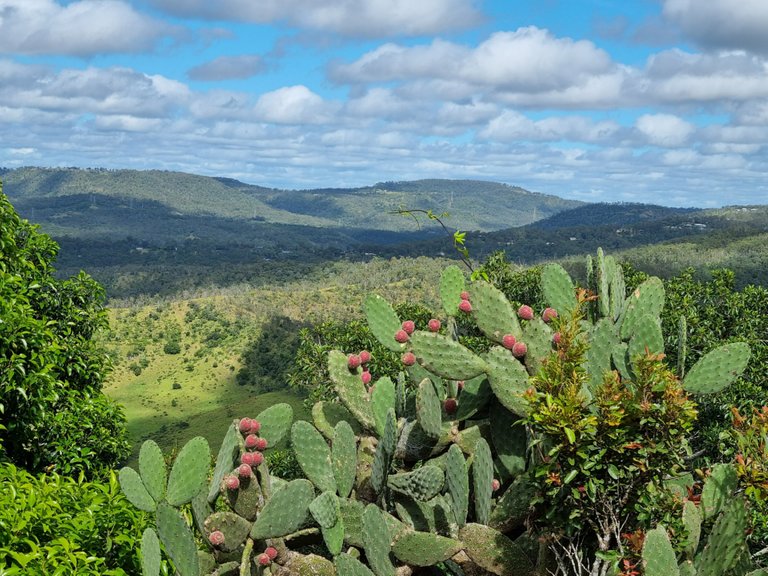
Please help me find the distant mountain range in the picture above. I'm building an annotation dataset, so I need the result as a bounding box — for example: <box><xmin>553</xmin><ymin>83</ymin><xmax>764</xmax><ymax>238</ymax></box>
<box><xmin>2</xmin><ymin>167</ymin><xmax>767</xmax><ymax>297</ymax></box>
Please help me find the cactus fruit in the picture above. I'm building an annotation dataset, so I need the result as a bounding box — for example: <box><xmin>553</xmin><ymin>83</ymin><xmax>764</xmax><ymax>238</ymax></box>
<box><xmin>512</xmin><ymin>342</ymin><xmax>527</xmax><ymax>358</ymax></box>
<box><xmin>359</xmin><ymin>350</ymin><xmax>372</xmax><ymax>364</ymax></box>
<box><xmin>254</xmin><ymin>437</ymin><xmax>268</xmax><ymax>451</ymax></box>
<box><xmin>402</xmin><ymin>320</ymin><xmax>416</xmax><ymax>334</ymax></box>
<box><xmin>541</xmin><ymin>307</ymin><xmax>557</xmax><ymax>323</ymax></box>
<box><xmin>517</xmin><ymin>305</ymin><xmax>534</xmax><ymax>320</ymax></box>
<box><xmin>428</xmin><ymin>318</ymin><xmax>441</xmax><ymax>332</ymax></box>
<box><xmin>394</xmin><ymin>329</ymin><xmax>410</xmax><ymax>343</ymax></box>
<box><xmin>257</xmin><ymin>553</ymin><xmax>271</xmax><ymax>565</ymax></box>
<box><xmin>444</xmin><ymin>398</ymin><xmax>458</xmax><ymax>414</ymax></box>
<box><xmin>224</xmin><ymin>475</ymin><xmax>240</xmax><ymax>491</ymax></box>
<box><xmin>265</xmin><ymin>546</ymin><xmax>278</xmax><ymax>560</ymax></box>
<box><xmin>238</xmin><ymin>417</ymin><xmax>252</xmax><ymax>434</ymax></box>
<box><xmin>362</xmin><ymin>370</ymin><xmax>372</xmax><ymax>385</ymax></box>
<box><xmin>208</xmin><ymin>530</ymin><xmax>225</xmax><ymax>547</ymax></box>
<box><xmin>238</xmin><ymin>463</ymin><xmax>251</xmax><ymax>478</ymax></box>
<box><xmin>502</xmin><ymin>334</ymin><xmax>516</xmax><ymax>349</ymax></box>
<box><xmin>492</xmin><ymin>478</ymin><xmax>501</xmax><ymax>491</ymax></box>
<box><xmin>348</xmin><ymin>354</ymin><xmax>361</xmax><ymax>370</ymax></box>
<box><xmin>459</xmin><ymin>299</ymin><xmax>473</xmax><ymax>313</ymax></box>
<box><xmin>401</xmin><ymin>351</ymin><xmax>416</xmax><ymax>366</ymax></box>
<box><xmin>245</xmin><ymin>434</ymin><xmax>259</xmax><ymax>449</ymax></box>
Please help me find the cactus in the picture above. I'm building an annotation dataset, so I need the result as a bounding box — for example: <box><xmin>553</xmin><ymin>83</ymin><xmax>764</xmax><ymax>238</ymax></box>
<box><xmin>683</xmin><ymin>342</ymin><xmax>751</xmax><ymax>394</ymax></box>
<box><xmin>291</xmin><ymin>420</ymin><xmax>336</xmax><ymax>494</ymax></box>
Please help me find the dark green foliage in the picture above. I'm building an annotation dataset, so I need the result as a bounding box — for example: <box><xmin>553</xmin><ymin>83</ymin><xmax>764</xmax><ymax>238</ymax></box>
<box><xmin>236</xmin><ymin>315</ymin><xmax>307</xmax><ymax>393</ymax></box>
<box><xmin>0</xmin><ymin>187</ymin><xmax>129</xmax><ymax>476</ymax></box>
<box><xmin>0</xmin><ymin>463</ymin><xmax>159</xmax><ymax>575</ymax></box>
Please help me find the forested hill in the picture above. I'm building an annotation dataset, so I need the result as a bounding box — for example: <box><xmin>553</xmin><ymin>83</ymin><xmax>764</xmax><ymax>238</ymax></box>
<box><xmin>1</xmin><ymin>167</ymin><xmax>581</xmax><ymax>233</ymax></box>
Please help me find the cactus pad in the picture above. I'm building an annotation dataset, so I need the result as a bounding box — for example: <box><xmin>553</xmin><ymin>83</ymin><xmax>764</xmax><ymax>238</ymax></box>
<box><xmin>411</xmin><ymin>331</ymin><xmax>487</xmax><ymax>380</ymax></box>
<box><xmin>166</xmin><ymin>436</ymin><xmax>211</xmax><ymax>506</ymax></box>
<box><xmin>454</xmin><ymin>375</ymin><xmax>493</xmax><ymax>421</ymax></box>
<box><xmin>489</xmin><ymin>475</ymin><xmax>536</xmax><ymax>533</ymax></box>
<box><xmin>312</xmin><ymin>401</ymin><xmax>363</xmax><ymax>440</ymax></box>
<box><xmin>363</xmin><ymin>504</ymin><xmax>395</xmax><ymax>576</ymax></box>
<box><xmin>416</xmin><ymin>377</ymin><xmax>443</xmax><ymax>438</ymax></box>
<box><xmin>683</xmin><ymin>342</ymin><xmax>750</xmax><ymax>395</ymax></box>
<box><xmin>203</xmin><ymin>511</ymin><xmax>252</xmax><ymax>553</ymax></box>
<box><xmin>250</xmin><ymin>479</ymin><xmax>314</xmax><ymax>539</ymax></box>
<box><xmin>371</xmin><ymin>376</ymin><xmax>396</xmax><ymax>436</ymax></box>
<box><xmin>490</xmin><ymin>400</ymin><xmax>526</xmax><ymax>480</ymax></box>
<box><xmin>484</xmin><ymin>346</ymin><xmax>530</xmax><ymax>416</ymax></box>
<box><xmin>460</xmin><ymin>523</ymin><xmax>535</xmax><ymax>576</ymax></box>
<box><xmin>119</xmin><ymin>466</ymin><xmax>156</xmax><ymax>512</ymax></box>
<box><xmin>255</xmin><ymin>402</ymin><xmax>294</xmax><ymax>448</ymax></box>
<box><xmin>156</xmin><ymin>501</ymin><xmax>200</xmax><ymax>576</ymax></box>
<box><xmin>642</xmin><ymin>525</ymin><xmax>679</xmax><ymax>576</ymax></box>
<box><xmin>208</xmin><ymin>422</ymin><xmax>240</xmax><ymax>503</ymax></box>
<box><xmin>328</xmin><ymin>350</ymin><xmax>376</xmax><ymax>431</ymax></box>
<box><xmin>445</xmin><ymin>444</ymin><xmax>469</xmax><ymax>527</ymax></box>
<box><xmin>470</xmin><ymin>280</ymin><xmax>522</xmax><ymax>342</ymax></box>
<box><xmin>364</xmin><ymin>294</ymin><xmax>404</xmax><ymax>352</ymax></box>
<box><xmin>292</xmin><ymin>420</ymin><xmax>337</xmax><ymax>494</ymax></box>
<box><xmin>388</xmin><ymin>465</ymin><xmax>445</xmax><ymax>501</ymax></box>
<box><xmin>392</xmin><ymin>531</ymin><xmax>463</xmax><ymax>566</ymax></box>
<box><xmin>697</xmin><ymin>497</ymin><xmax>749</xmax><ymax>576</ymax></box>
<box><xmin>627</xmin><ymin>313</ymin><xmax>664</xmax><ymax>360</ymax></box>
<box><xmin>620</xmin><ymin>277</ymin><xmax>665</xmax><ymax>341</ymax></box>
<box><xmin>472</xmin><ymin>438</ymin><xmax>494</xmax><ymax>525</ymax></box>
<box><xmin>140</xmin><ymin>528</ymin><xmax>161</xmax><ymax>576</ymax></box>
<box><xmin>682</xmin><ymin>499</ymin><xmax>701</xmax><ymax>558</ymax></box>
<box><xmin>138</xmin><ymin>440</ymin><xmax>166</xmax><ymax>504</ymax></box>
<box><xmin>701</xmin><ymin>463</ymin><xmax>739</xmax><ymax>521</ymax></box>
<box><xmin>336</xmin><ymin>552</ymin><xmax>376</xmax><ymax>576</ymax></box>
<box><xmin>332</xmin><ymin>420</ymin><xmax>357</xmax><ymax>499</ymax></box>
<box><xmin>541</xmin><ymin>263</ymin><xmax>577</xmax><ymax>316</ymax></box>
<box><xmin>310</xmin><ymin>491</ymin><xmax>340</xmax><ymax>529</ymax></box>
<box><xmin>440</xmin><ymin>265</ymin><xmax>466</xmax><ymax>317</ymax></box>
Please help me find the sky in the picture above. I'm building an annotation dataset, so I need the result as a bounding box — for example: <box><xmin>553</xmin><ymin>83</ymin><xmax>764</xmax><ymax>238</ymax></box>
<box><xmin>1</xmin><ymin>0</ymin><xmax>768</xmax><ymax>207</ymax></box>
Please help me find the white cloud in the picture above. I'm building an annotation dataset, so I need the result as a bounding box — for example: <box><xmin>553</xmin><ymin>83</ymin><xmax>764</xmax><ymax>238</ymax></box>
<box><xmin>188</xmin><ymin>55</ymin><xmax>266</xmax><ymax>82</ymax></box>
<box><xmin>663</xmin><ymin>0</ymin><xmax>768</xmax><ymax>55</ymax></box>
<box><xmin>481</xmin><ymin>111</ymin><xmax>621</xmax><ymax>143</ymax></box>
<box><xmin>0</xmin><ymin>0</ymin><xmax>171</xmax><ymax>56</ymax></box>
<box><xmin>636</xmin><ymin>114</ymin><xmax>694</xmax><ymax>147</ymax></box>
<box><xmin>148</xmin><ymin>0</ymin><xmax>481</xmax><ymax>37</ymax></box>
<box><xmin>253</xmin><ymin>85</ymin><xmax>338</xmax><ymax>124</ymax></box>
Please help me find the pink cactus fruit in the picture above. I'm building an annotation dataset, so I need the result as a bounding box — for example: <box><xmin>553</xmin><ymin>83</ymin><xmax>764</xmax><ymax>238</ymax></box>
<box><xmin>401</xmin><ymin>320</ymin><xmax>416</xmax><ymax>335</ymax></box>
<box><xmin>542</xmin><ymin>307</ymin><xmax>558</xmax><ymax>323</ymax></box>
<box><xmin>517</xmin><ymin>305</ymin><xmax>534</xmax><ymax>320</ymax></box>
<box><xmin>244</xmin><ymin>434</ymin><xmax>259</xmax><ymax>449</ymax></box>
<box><xmin>249</xmin><ymin>420</ymin><xmax>261</xmax><ymax>434</ymax></box>
<box><xmin>512</xmin><ymin>341</ymin><xmax>527</xmax><ymax>358</ymax></box>
<box><xmin>491</xmin><ymin>478</ymin><xmax>501</xmax><ymax>492</ymax></box>
<box><xmin>394</xmin><ymin>329</ymin><xmax>410</xmax><ymax>343</ymax></box>
<box><xmin>444</xmin><ymin>398</ymin><xmax>458</xmax><ymax>414</ymax></box>
<box><xmin>238</xmin><ymin>417</ymin><xmax>252</xmax><ymax>434</ymax></box>
<box><xmin>224</xmin><ymin>475</ymin><xmax>240</xmax><ymax>491</ymax></box>
<box><xmin>251</xmin><ymin>452</ymin><xmax>264</xmax><ymax>466</ymax></box>
<box><xmin>428</xmin><ymin>318</ymin><xmax>441</xmax><ymax>332</ymax></box>
<box><xmin>460</xmin><ymin>291</ymin><xmax>470</xmax><ymax>301</ymax></box>
<box><xmin>401</xmin><ymin>352</ymin><xmax>416</xmax><ymax>366</ymax></box>
<box><xmin>254</xmin><ymin>437</ymin><xmax>268</xmax><ymax>451</ymax></box>
<box><xmin>348</xmin><ymin>354</ymin><xmax>361</xmax><ymax>370</ymax></box>
<box><xmin>208</xmin><ymin>530</ymin><xmax>225</xmax><ymax>547</ymax></box>
<box><xmin>241</xmin><ymin>452</ymin><xmax>256</xmax><ymax>466</ymax></box>
<box><xmin>359</xmin><ymin>350</ymin><xmax>372</xmax><ymax>364</ymax></box>
<box><xmin>552</xmin><ymin>332</ymin><xmax>562</xmax><ymax>345</ymax></box>
<box><xmin>238</xmin><ymin>463</ymin><xmax>252</xmax><ymax>478</ymax></box>
<box><xmin>361</xmin><ymin>370</ymin><xmax>372</xmax><ymax>385</ymax></box>
<box><xmin>458</xmin><ymin>300</ymin><xmax>472</xmax><ymax>313</ymax></box>
<box><xmin>265</xmin><ymin>547</ymin><xmax>278</xmax><ymax>560</ymax></box>
<box><xmin>502</xmin><ymin>334</ymin><xmax>516</xmax><ymax>350</ymax></box>
<box><xmin>257</xmin><ymin>553</ymin><xmax>272</xmax><ymax>566</ymax></box>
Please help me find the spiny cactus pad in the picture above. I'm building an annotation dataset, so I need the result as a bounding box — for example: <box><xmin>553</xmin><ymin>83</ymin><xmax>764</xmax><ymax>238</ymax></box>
<box><xmin>292</xmin><ymin>420</ymin><xmax>337</xmax><ymax>494</ymax></box>
<box><xmin>440</xmin><ymin>265</ymin><xmax>466</xmax><ymax>317</ymax></box>
<box><xmin>682</xmin><ymin>499</ymin><xmax>701</xmax><ymax>558</ymax></box>
<box><xmin>140</xmin><ymin>528</ymin><xmax>161</xmax><ymax>576</ymax></box>
<box><xmin>489</xmin><ymin>400</ymin><xmax>526</xmax><ymax>480</ymax></box>
<box><xmin>166</xmin><ymin>436</ymin><xmax>211</xmax><ymax>507</ymax></box>
<box><xmin>541</xmin><ymin>263</ymin><xmax>577</xmax><ymax>317</ymax></box>
<box><xmin>364</xmin><ymin>294</ymin><xmax>404</xmax><ymax>352</ymax></box>
<box><xmin>332</xmin><ymin>420</ymin><xmax>357</xmax><ymax>499</ymax></box>
<box><xmin>683</xmin><ymin>342</ymin><xmax>751</xmax><ymax>395</ymax></box>
<box><xmin>445</xmin><ymin>444</ymin><xmax>469</xmax><ymax>527</ymax></box>
<box><xmin>620</xmin><ymin>277</ymin><xmax>665</xmax><ymax>341</ymax></box>
<box><xmin>254</xmin><ymin>402</ymin><xmax>293</xmax><ymax>448</ymax></box>
<box><xmin>411</xmin><ymin>331</ymin><xmax>487</xmax><ymax>380</ymax></box>
<box><xmin>392</xmin><ymin>531</ymin><xmax>463</xmax><ymax>566</ymax></box>
<box><xmin>701</xmin><ymin>463</ymin><xmax>739</xmax><ymax>521</ymax></box>
<box><xmin>119</xmin><ymin>466</ymin><xmax>156</xmax><ymax>512</ymax></box>
<box><xmin>642</xmin><ymin>525</ymin><xmax>679</xmax><ymax>576</ymax></box>
<box><xmin>335</xmin><ymin>552</ymin><xmax>376</xmax><ymax>576</ymax></box>
<box><xmin>459</xmin><ymin>523</ymin><xmax>535</xmax><ymax>576</ymax></box>
<box><xmin>363</xmin><ymin>504</ymin><xmax>395</xmax><ymax>576</ymax></box>
<box><xmin>156</xmin><ymin>501</ymin><xmax>200</xmax><ymax>576</ymax></box>
<box><xmin>250</xmin><ymin>479</ymin><xmax>314</xmax><ymax>539</ymax></box>
<box><xmin>328</xmin><ymin>350</ymin><xmax>376</xmax><ymax>431</ymax></box>
<box><xmin>416</xmin><ymin>377</ymin><xmax>443</xmax><ymax>438</ymax></box>
<box><xmin>472</xmin><ymin>438</ymin><xmax>494</xmax><ymax>525</ymax></box>
<box><xmin>388</xmin><ymin>465</ymin><xmax>445</xmax><ymax>501</ymax></box>
<box><xmin>470</xmin><ymin>280</ymin><xmax>521</xmax><ymax>343</ymax></box>
<box><xmin>453</xmin><ymin>375</ymin><xmax>493</xmax><ymax>421</ymax></box>
<box><xmin>312</xmin><ymin>401</ymin><xmax>363</xmax><ymax>440</ymax></box>
<box><xmin>138</xmin><ymin>440</ymin><xmax>166</xmax><ymax>504</ymax></box>
<box><xmin>484</xmin><ymin>347</ymin><xmax>529</xmax><ymax>416</ymax></box>
<box><xmin>208</xmin><ymin>422</ymin><xmax>240</xmax><ymax>503</ymax></box>
<box><xmin>370</xmin><ymin>376</ymin><xmax>396</xmax><ymax>436</ymax></box>
<box><xmin>203</xmin><ymin>512</ymin><xmax>252</xmax><ymax>553</ymax></box>
<box><xmin>697</xmin><ymin>497</ymin><xmax>749</xmax><ymax>576</ymax></box>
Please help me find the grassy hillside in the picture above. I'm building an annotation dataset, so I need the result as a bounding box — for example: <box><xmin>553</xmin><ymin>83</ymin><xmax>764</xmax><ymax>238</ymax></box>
<box><xmin>103</xmin><ymin>256</ymin><xmax>453</xmax><ymax>461</ymax></box>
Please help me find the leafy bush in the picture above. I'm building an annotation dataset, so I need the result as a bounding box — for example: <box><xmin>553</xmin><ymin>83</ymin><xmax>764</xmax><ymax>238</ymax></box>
<box><xmin>0</xmin><ymin>463</ymin><xmax>159</xmax><ymax>575</ymax></box>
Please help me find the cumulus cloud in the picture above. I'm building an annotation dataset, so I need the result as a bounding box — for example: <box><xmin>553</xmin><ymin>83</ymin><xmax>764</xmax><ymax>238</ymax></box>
<box><xmin>147</xmin><ymin>0</ymin><xmax>481</xmax><ymax>37</ymax></box>
<box><xmin>253</xmin><ymin>85</ymin><xmax>338</xmax><ymax>124</ymax></box>
<box><xmin>188</xmin><ymin>55</ymin><xmax>266</xmax><ymax>82</ymax></box>
<box><xmin>663</xmin><ymin>0</ymin><xmax>768</xmax><ymax>55</ymax></box>
<box><xmin>481</xmin><ymin>111</ymin><xmax>621</xmax><ymax>143</ymax></box>
<box><xmin>636</xmin><ymin>114</ymin><xmax>694</xmax><ymax>147</ymax></box>
<box><xmin>0</xmin><ymin>0</ymin><xmax>172</xmax><ymax>56</ymax></box>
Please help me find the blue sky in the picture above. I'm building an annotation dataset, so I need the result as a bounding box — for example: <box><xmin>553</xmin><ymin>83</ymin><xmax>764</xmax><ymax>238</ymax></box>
<box><xmin>1</xmin><ymin>0</ymin><xmax>768</xmax><ymax>207</ymax></box>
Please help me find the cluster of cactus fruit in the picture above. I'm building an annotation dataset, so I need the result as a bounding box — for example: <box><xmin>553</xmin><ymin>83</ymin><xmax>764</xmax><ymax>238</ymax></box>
<box><xmin>120</xmin><ymin>248</ymin><xmax>760</xmax><ymax>575</ymax></box>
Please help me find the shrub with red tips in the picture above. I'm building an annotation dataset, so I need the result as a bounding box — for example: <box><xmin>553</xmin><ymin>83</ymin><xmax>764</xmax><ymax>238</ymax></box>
<box><xmin>265</xmin><ymin>547</ymin><xmax>278</xmax><ymax>560</ymax></box>
<box><xmin>257</xmin><ymin>553</ymin><xmax>272</xmax><ymax>566</ymax></box>
<box><xmin>394</xmin><ymin>329</ymin><xmax>410</xmax><ymax>343</ymax></box>
<box><xmin>359</xmin><ymin>350</ymin><xmax>371</xmax><ymax>364</ymax></box>
<box><xmin>238</xmin><ymin>463</ymin><xmax>252</xmax><ymax>477</ymax></box>
<box><xmin>517</xmin><ymin>305</ymin><xmax>534</xmax><ymax>320</ymax></box>
<box><xmin>458</xmin><ymin>300</ymin><xmax>472</xmax><ymax>313</ymax></box>
<box><xmin>347</xmin><ymin>354</ymin><xmax>361</xmax><ymax>370</ymax></box>
<box><xmin>401</xmin><ymin>351</ymin><xmax>416</xmax><ymax>366</ymax></box>
<box><xmin>238</xmin><ymin>417</ymin><xmax>252</xmax><ymax>434</ymax></box>
<box><xmin>444</xmin><ymin>398</ymin><xmax>458</xmax><ymax>414</ymax></box>
<box><xmin>208</xmin><ymin>530</ymin><xmax>225</xmax><ymax>547</ymax></box>
<box><xmin>224</xmin><ymin>475</ymin><xmax>240</xmax><ymax>491</ymax></box>
<box><xmin>502</xmin><ymin>334</ymin><xmax>516</xmax><ymax>350</ymax></box>
<box><xmin>361</xmin><ymin>370</ymin><xmax>372</xmax><ymax>385</ymax></box>
<box><xmin>542</xmin><ymin>307</ymin><xmax>558</xmax><ymax>323</ymax></box>
<box><xmin>401</xmin><ymin>320</ymin><xmax>415</xmax><ymax>335</ymax></box>
<box><xmin>460</xmin><ymin>291</ymin><xmax>470</xmax><ymax>301</ymax></box>
<box><xmin>512</xmin><ymin>341</ymin><xmax>527</xmax><ymax>358</ymax></box>
<box><xmin>245</xmin><ymin>434</ymin><xmax>259</xmax><ymax>449</ymax></box>
<box><xmin>491</xmin><ymin>478</ymin><xmax>501</xmax><ymax>492</ymax></box>
<box><xmin>428</xmin><ymin>318</ymin><xmax>441</xmax><ymax>332</ymax></box>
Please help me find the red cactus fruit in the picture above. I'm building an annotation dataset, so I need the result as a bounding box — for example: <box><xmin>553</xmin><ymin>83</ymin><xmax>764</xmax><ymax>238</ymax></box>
<box><xmin>238</xmin><ymin>463</ymin><xmax>252</xmax><ymax>477</ymax></box>
<box><xmin>458</xmin><ymin>300</ymin><xmax>472</xmax><ymax>313</ymax></box>
<box><xmin>512</xmin><ymin>341</ymin><xmax>527</xmax><ymax>358</ymax></box>
<box><xmin>265</xmin><ymin>546</ymin><xmax>278</xmax><ymax>560</ymax></box>
<box><xmin>401</xmin><ymin>320</ymin><xmax>416</xmax><ymax>334</ymax></box>
<box><xmin>224</xmin><ymin>475</ymin><xmax>240</xmax><ymax>491</ymax></box>
<box><xmin>241</xmin><ymin>452</ymin><xmax>256</xmax><ymax>466</ymax></box>
<box><xmin>257</xmin><ymin>553</ymin><xmax>272</xmax><ymax>566</ymax></box>
<box><xmin>254</xmin><ymin>437</ymin><xmax>268</xmax><ymax>451</ymax></box>
<box><xmin>552</xmin><ymin>332</ymin><xmax>562</xmax><ymax>345</ymax></box>
<box><xmin>249</xmin><ymin>420</ymin><xmax>261</xmax><ymax>434</ymax></box>
<box><xmin>502</xmin><ymin>334</ymin><xmax>516</xmax><ymax>349</ymax></box>
<box><xmin>245</xmin><ymin>434</ymin><xmax>259</xmax><ymax>449</ymax></box>
<box><xmin>394</xmin><ymin>329</ymin><xmax>410</xmax><ymax>343</ymax></box>
<box><xmin>444</xmin><ymin>398</ymin><xmax>458</xmax><ymax>414</ymax></box>
<box><xmin>208</xmin><ymin>530</ymin><xmax>225</xmax><ymax>547</ymax></box>
<box><xmin>359</xmin><ymin>350</ymin><xmax>371</xmax><ymax>364</ymax></box>
<box><xmin>238</xmin><ymin>417</ymin><xmax>252</xmax><ymax>434</ymax></box>
<box><xmin>542</xmin><ymin>307</ymin><xmax>558</xmax><ymax>323</ymax></box>
<box><xmin>348</xmin><ymin>354</ymin><xmax>361</xmax><ymax>370</ymax></box>
<box><xmin>361</xmin><ymin>370</ymin><xmax>372</xmax><ymax>385</ymax></box>
<box><xmin>460</xmin><ymin>291</ymin><xmax>470</xmax><ymax>301</ymax></box>
<box><xmin>252</xmin><ymin>452</ymin><xmax>264</xmax><ymax>466</ymax></box>
<box><xmin>491</xmin><ymin>478</ymin><xmax>501</xmax><ymax>492</ymax></box>
<box><xmin>401</xmin><ymin>351</ymin><xmax>416</xmax><ymax>366</ymax></box>
<box><xmin>517</xmin><ymin>305</ymin><xmax>534</xmax><ymax>320</ymax></box>
<box><xmin>428</xmin><ymin>318</ymin><xmax>441</xmax><ymax>332</ymax></box>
